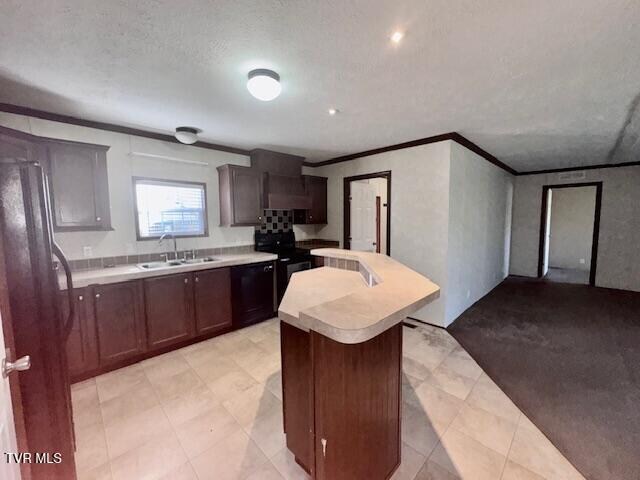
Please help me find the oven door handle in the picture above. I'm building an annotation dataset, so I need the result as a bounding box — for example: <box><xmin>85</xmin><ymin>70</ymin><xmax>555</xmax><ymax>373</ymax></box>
<box><xmin>279</xmin><ymin>258</ymin><xmax>290</xmax><ymax>262</ymax></box>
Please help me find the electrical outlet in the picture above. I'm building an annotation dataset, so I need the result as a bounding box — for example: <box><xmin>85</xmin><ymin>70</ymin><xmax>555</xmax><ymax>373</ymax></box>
<box><xmin>579</xmin><ymin>258</ymin><xmax>586</xmax><ymax>264</ymax></box>
<box><xmin>466</xmin><ymin>289</ymin><xmax>471</xmax><ymax>299</ymax></box>
<box><xmin>83</xmin><ymin>246</ymin><xmax>93</xmax><ymax>258</ymax></box>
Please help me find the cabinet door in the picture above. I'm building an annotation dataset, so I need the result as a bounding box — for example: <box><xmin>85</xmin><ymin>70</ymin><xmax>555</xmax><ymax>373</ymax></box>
<box><xmin>61</xmin><ymin>288</ymin><xmax>98</xmax><ymax>377</ymax></box>
<box><xmin>194</xmin><ymin>268</ymin><xmax>232</xmax><ymax>335</ymax></box>
<box><xmin>144</xmin><ymin>274</ymin><xmax>195</xmax><ymax>350</ymax></box>
<box><xmin>47</xmin><ymin>141</ymin><xmax>111</xmax><ymax>231</ymax></box>
<box><xmin>94</xmin><ymin>281</ymin><xmax>146</xmax><ymax>365</ymax></box>
<box><xmin>232</xmin><ymin>167</ymin><xmax>263</xmax><ymax>225</ymax></box>
<box><xmin>306</xmin><ymin>175</ymin><xmax>327</xmax><ymax>224</ymax></box>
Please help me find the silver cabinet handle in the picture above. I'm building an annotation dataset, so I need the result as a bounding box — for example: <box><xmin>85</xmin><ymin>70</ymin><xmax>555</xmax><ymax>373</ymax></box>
<box><xmin>78</xmin><ymin>295</ymin><xmax>83</xmax><ymax>301</ymax></box>
<box><xmin>321</xmin><ymin>438</ymin><xmax>327</xmax><ymax>457</ymax></box>
<box><xmin>2</xmin><ymin>355</ymin><xmax>31</xmax><ymax>378</ymax></box>
<box><xmin>195</xmin><ymin>276</ymin><xmax>199</xmax><ymax>282</ymax></box>
<box><xmin>96</xmin><ymin>216</ymin><xmax>101</xmax><ymax>221</ymax></box>
<box><xmin>184</xmin><ymin>278</ymin><xmax>189</xmax><ymax>284</ymax></box>
<box><xmin>95</xmin><ymin>293</ymin><xmax>100</xmax><ymax>299</ymax></box>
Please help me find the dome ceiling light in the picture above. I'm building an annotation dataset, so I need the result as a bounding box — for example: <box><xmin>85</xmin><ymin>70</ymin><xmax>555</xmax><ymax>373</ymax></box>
<box><xmin>174</xmin><ymin>127</ymin><xmax>199</xmax><ymax>144</ymax></box>
<box><xmin>390</xmin><ymin>31</ymin><xmax>404</xmax><ymax>44</ymax></box>
<box><xmin>247</xmin><ymin>69</ymin><xmax>281</xmax><ymax>101</ymax></box>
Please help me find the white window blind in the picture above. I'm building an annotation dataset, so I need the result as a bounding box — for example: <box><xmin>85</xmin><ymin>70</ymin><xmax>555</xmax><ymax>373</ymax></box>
<box><xmin>134</xmin><ymin>178</ymin><xmax>207</xmax><ymax>238</ymax></box>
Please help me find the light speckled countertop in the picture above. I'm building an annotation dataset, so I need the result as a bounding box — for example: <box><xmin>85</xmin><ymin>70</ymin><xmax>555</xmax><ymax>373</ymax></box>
<box><xmin>278</xmin><ymin>248</ymin><xmax>440</xmax><ymax>344</ymax></box>
<box><xmin>58</xmin><ymin>252</ymin><xmax>277</xmax><ymax>290</ymax></box>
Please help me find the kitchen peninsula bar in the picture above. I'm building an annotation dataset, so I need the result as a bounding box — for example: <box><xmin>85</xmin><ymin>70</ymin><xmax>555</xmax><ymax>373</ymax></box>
<box><xmin>278</xmin><ymin>249</ymin><xmax>440</xmax><ymax>480</ymax></box>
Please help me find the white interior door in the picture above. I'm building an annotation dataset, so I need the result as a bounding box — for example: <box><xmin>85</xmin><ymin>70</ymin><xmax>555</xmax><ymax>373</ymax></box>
<box><xmin>350</xmin><ymin>181</ymin><xmax>377</xmax><ymax>252</ymax></box>
<box><xmin>0</xmin><ymin>311</ymin><xmax>21</xmax><ymax>480</ymax></box>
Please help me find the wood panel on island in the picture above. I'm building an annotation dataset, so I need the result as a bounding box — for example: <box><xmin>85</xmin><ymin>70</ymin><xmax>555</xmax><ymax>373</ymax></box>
<box><xmin>61</xmin><ymin>262</ymin><xmax>271</xmax><ymax>381</ymax></box>
<box><xmin>278</xmin><ymin>249</ymin><xmax>440</xmax><ymax>479</ymax></box>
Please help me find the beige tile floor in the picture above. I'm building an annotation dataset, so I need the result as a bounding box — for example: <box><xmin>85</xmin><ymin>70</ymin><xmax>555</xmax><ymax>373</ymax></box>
<box><xmin>71</xmin><ymin>318</ymin><xmax>584</xmax><ymax>480</ymax></box>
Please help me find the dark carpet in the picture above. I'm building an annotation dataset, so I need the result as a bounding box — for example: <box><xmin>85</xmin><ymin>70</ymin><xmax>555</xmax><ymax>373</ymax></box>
<box><xmin>448</xmin><ymin>276</ymin><xmax>640</xmax><ymax>480</ymax></box>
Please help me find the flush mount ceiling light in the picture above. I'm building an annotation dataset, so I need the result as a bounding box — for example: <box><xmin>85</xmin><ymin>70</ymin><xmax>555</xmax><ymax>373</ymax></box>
<box><xmin>174</xmin><ymin>127</ymin><xmax>199</xmax><ymax>144</ymax></box>
<box><xmin>247</xmin><ymin>69</ymin><xmax>281</xmax><ymax>101</ymax></box>
<box><xmin>390</xmin><ymin>31</ymin><xmax>404</xmax><ymax>44</ymax></box>
<box><xmin>328</xmin><ymin>108</ymin><xmax>339</xmax><ymax>116</ymax></box>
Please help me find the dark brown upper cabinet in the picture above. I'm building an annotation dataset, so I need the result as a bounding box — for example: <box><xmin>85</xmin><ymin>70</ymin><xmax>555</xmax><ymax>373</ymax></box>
<box><xmin>294</xmin><ymin>175</ymin><xmax>328</xmax><ymax>224</ymax></box>
<box><xmin>144</xmin><ymin>273</ymin><xmax>195</xmax><ymax>350</ymax></box>
<box><xmin>93</xmin><ymin>281</ymin><xmax>146</xmax><ymax>366</ymax></box>
<box><xmin>217</xmin><ymin>164</ymin><xmax>264</xmax><ymax>226</ymax></box>
<box><xmin>193</xmin><ymin>268</ymin><xmax>233</xmax><ymax>335</ymax></box>
<box><xmin>45</xmin><ymin>139</ymin><xmax>112</xmax><ymax>231</ymax></box>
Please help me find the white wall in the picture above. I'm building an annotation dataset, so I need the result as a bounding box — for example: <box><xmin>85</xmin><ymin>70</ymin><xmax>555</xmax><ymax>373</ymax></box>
<box><xmin>445</xmin><ymin>142</ymin><xmax>513</xmax><ymax>326</ymax></box>
<box><xmin>510</xmin><ymin>166</ymin><xmax>640</xmax><ymax>292</ymax></box>
<box><xmin>311</xmin><ymin>140</ymin><xmax>514</xmax><ymax>327</ymax></box>
<box><xmin>0</xmin><ymin>112</ymin><xmax>319</xmax><ymax>260</ymax></box>
<box><xmin>312</xmin><ymin>142</ymin><xmax>452</xmax><ymax>326</ymax></box>
<box><xmin>548</xmin><ymin>186</ymin><xmax>596</xmax><ymax>271</ymax></box>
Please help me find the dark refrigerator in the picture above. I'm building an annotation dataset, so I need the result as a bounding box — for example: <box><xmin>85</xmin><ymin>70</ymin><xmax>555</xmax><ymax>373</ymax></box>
<box><xmin>0</xmin><ymin>126</ymin><xmax>77</xmax><ymax>479</ymax></box>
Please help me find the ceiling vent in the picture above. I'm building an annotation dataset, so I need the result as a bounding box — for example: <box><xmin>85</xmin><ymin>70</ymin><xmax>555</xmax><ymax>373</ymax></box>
<box><xmin>558</xmin><ymin>171</ymin><xmax>586</xmax><ymax>181</ymax></box>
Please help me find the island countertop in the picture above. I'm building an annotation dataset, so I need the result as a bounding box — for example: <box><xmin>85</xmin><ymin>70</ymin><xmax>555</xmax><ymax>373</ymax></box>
<box><xmin>58</xmin><ymin>252</ymin><xmax>277</xmax><ymax>290</ymax></box>
<box><xmin>278</xmin><ymin>248</ymin><xmax>440</xmax><ymax>344</ymax></box>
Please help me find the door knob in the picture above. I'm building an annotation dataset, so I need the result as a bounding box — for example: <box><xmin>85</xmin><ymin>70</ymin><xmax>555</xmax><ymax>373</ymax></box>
<box><xmin>2</xmin><ymin>355</ymin><xmax>31</xmax><ymax>378</ymax></box>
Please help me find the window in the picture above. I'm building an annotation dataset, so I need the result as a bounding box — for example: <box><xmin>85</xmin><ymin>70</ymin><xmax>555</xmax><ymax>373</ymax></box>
<box><xmin>133</xmin><ymin>177</ymin><xmax>208</xmax><ymax>239</ymax></box>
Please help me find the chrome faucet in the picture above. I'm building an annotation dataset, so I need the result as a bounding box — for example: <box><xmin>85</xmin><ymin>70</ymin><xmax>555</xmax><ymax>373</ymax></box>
<box><xmin>158</xmin><ymin>233</ymin><xmax>178</xmax><ymax>260</ymax></box>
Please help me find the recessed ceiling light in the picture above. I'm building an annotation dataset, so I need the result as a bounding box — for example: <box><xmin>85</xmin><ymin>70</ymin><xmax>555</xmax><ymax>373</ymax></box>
<box><xmin>328</xmin><ymin>108</ymin><xmax>339</xmax><ymax>116</ymax></box>
<box><xmin>390</xmin><ymin>31</ymin><xmax>404</xmax><ymax>44</ymax></box>
<box><xmin>247</xmin><ymin>69</ymin><xmax>282</xmax><ymax>101</ymax></box>
<box><xmin>174</xmin><ymin>127</ymin><xmax>199</xmax><ymax>144</ymax></box>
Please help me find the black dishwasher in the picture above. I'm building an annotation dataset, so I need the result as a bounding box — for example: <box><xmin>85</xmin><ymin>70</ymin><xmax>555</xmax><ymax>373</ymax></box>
<box><xmin>231</xmin><ymin>261</ymin><xmax>276</xmax><ymax>328</ymax></box>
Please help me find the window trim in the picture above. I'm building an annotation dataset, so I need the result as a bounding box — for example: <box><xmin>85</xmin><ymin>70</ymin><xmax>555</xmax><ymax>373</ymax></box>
<box><xmin>132</xmin><ymin>176</ymin><xmax>209</xmax><ymax>241</ymax></box>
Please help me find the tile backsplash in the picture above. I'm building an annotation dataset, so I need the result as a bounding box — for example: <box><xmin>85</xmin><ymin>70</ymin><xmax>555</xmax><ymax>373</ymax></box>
<box><xmin>257</xmin><ymin>209</ymin><xmax>293</xmax><ymax>234</ymax></box>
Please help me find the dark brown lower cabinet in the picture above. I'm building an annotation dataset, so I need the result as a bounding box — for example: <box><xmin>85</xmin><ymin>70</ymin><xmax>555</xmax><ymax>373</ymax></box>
<box><xmin>194</xmin><ymin>268</ymin><xmax>232</xmax><ymax>335</ymax></box>
<box><xmin>281</xmin><ymin>322</ymin><xmax>403</xmax><ymax>480</ymax></box>
<box><xmin>60</xmin><ymin>287</ymin><xmax>98</xmax><ymax>377</ymax></box>
<box><xmin>93</xmin><ymin>281</ymin><xmax>146</xmax><ymax>366</ymax></box>
<box><xmin>64</xmin><ymin>263</ymin><xmax>273</xmax><ymax>380</ymax></box>
<box><xmin>144</xmin><ymin>273</ymin><xmax>195</xmax><ymax>350</ymax></box>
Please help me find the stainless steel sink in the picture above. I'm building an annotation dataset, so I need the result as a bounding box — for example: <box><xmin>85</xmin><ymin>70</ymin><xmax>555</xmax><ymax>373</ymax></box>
<box><xmin>137</xmin><ymin>257</ymin><xmax>219</xmax><ymax>270</ymax></box>
<box><xmin>181</xmin><ymin>257</ymin><xmax>218</xmax><ymax>265</ymax></box>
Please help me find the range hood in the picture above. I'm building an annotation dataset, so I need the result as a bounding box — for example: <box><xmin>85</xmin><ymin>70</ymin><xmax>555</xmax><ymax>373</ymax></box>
<box><xmin>250</xmin><ymin>149</ymin><xmax>311</xmax><ymax>210</ymax></box>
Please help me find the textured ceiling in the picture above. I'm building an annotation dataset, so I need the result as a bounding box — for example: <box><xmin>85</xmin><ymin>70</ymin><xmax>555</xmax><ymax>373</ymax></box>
<box><xmin>1</xmin><ymin>0</ymin><xmax>639</xmax><ymax>171</ymax></box>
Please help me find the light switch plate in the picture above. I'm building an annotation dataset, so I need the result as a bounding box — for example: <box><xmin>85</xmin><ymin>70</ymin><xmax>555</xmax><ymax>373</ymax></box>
<box><xmin>83</xmin><ymin>246</ymin><xmax>92</xmax><ymax>258</ymax></box>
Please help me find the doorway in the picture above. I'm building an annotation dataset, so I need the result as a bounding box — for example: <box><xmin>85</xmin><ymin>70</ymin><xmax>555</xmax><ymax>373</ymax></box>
<box><xmin>537</xmin><ymin>182</ymin><xmax>602</xmax><ymax>286</ymax></box>
<box><xmin>343</xmin><ymin>171</ymin><xmax>391</xmax><ymax>255</ymax></box>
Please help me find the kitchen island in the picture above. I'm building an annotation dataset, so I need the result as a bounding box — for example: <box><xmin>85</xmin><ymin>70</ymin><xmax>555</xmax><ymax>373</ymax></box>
<box><xmin>278</xmin><ymin>248</ymin><xmax>440</xmax><ymax>480</ymax></box>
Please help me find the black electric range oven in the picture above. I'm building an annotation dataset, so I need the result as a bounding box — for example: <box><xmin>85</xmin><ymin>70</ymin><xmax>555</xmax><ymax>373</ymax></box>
<box><xmin>255</xmin><ymin>231</ymin><xmax>314</xmax><ymax>305</ymax></box>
